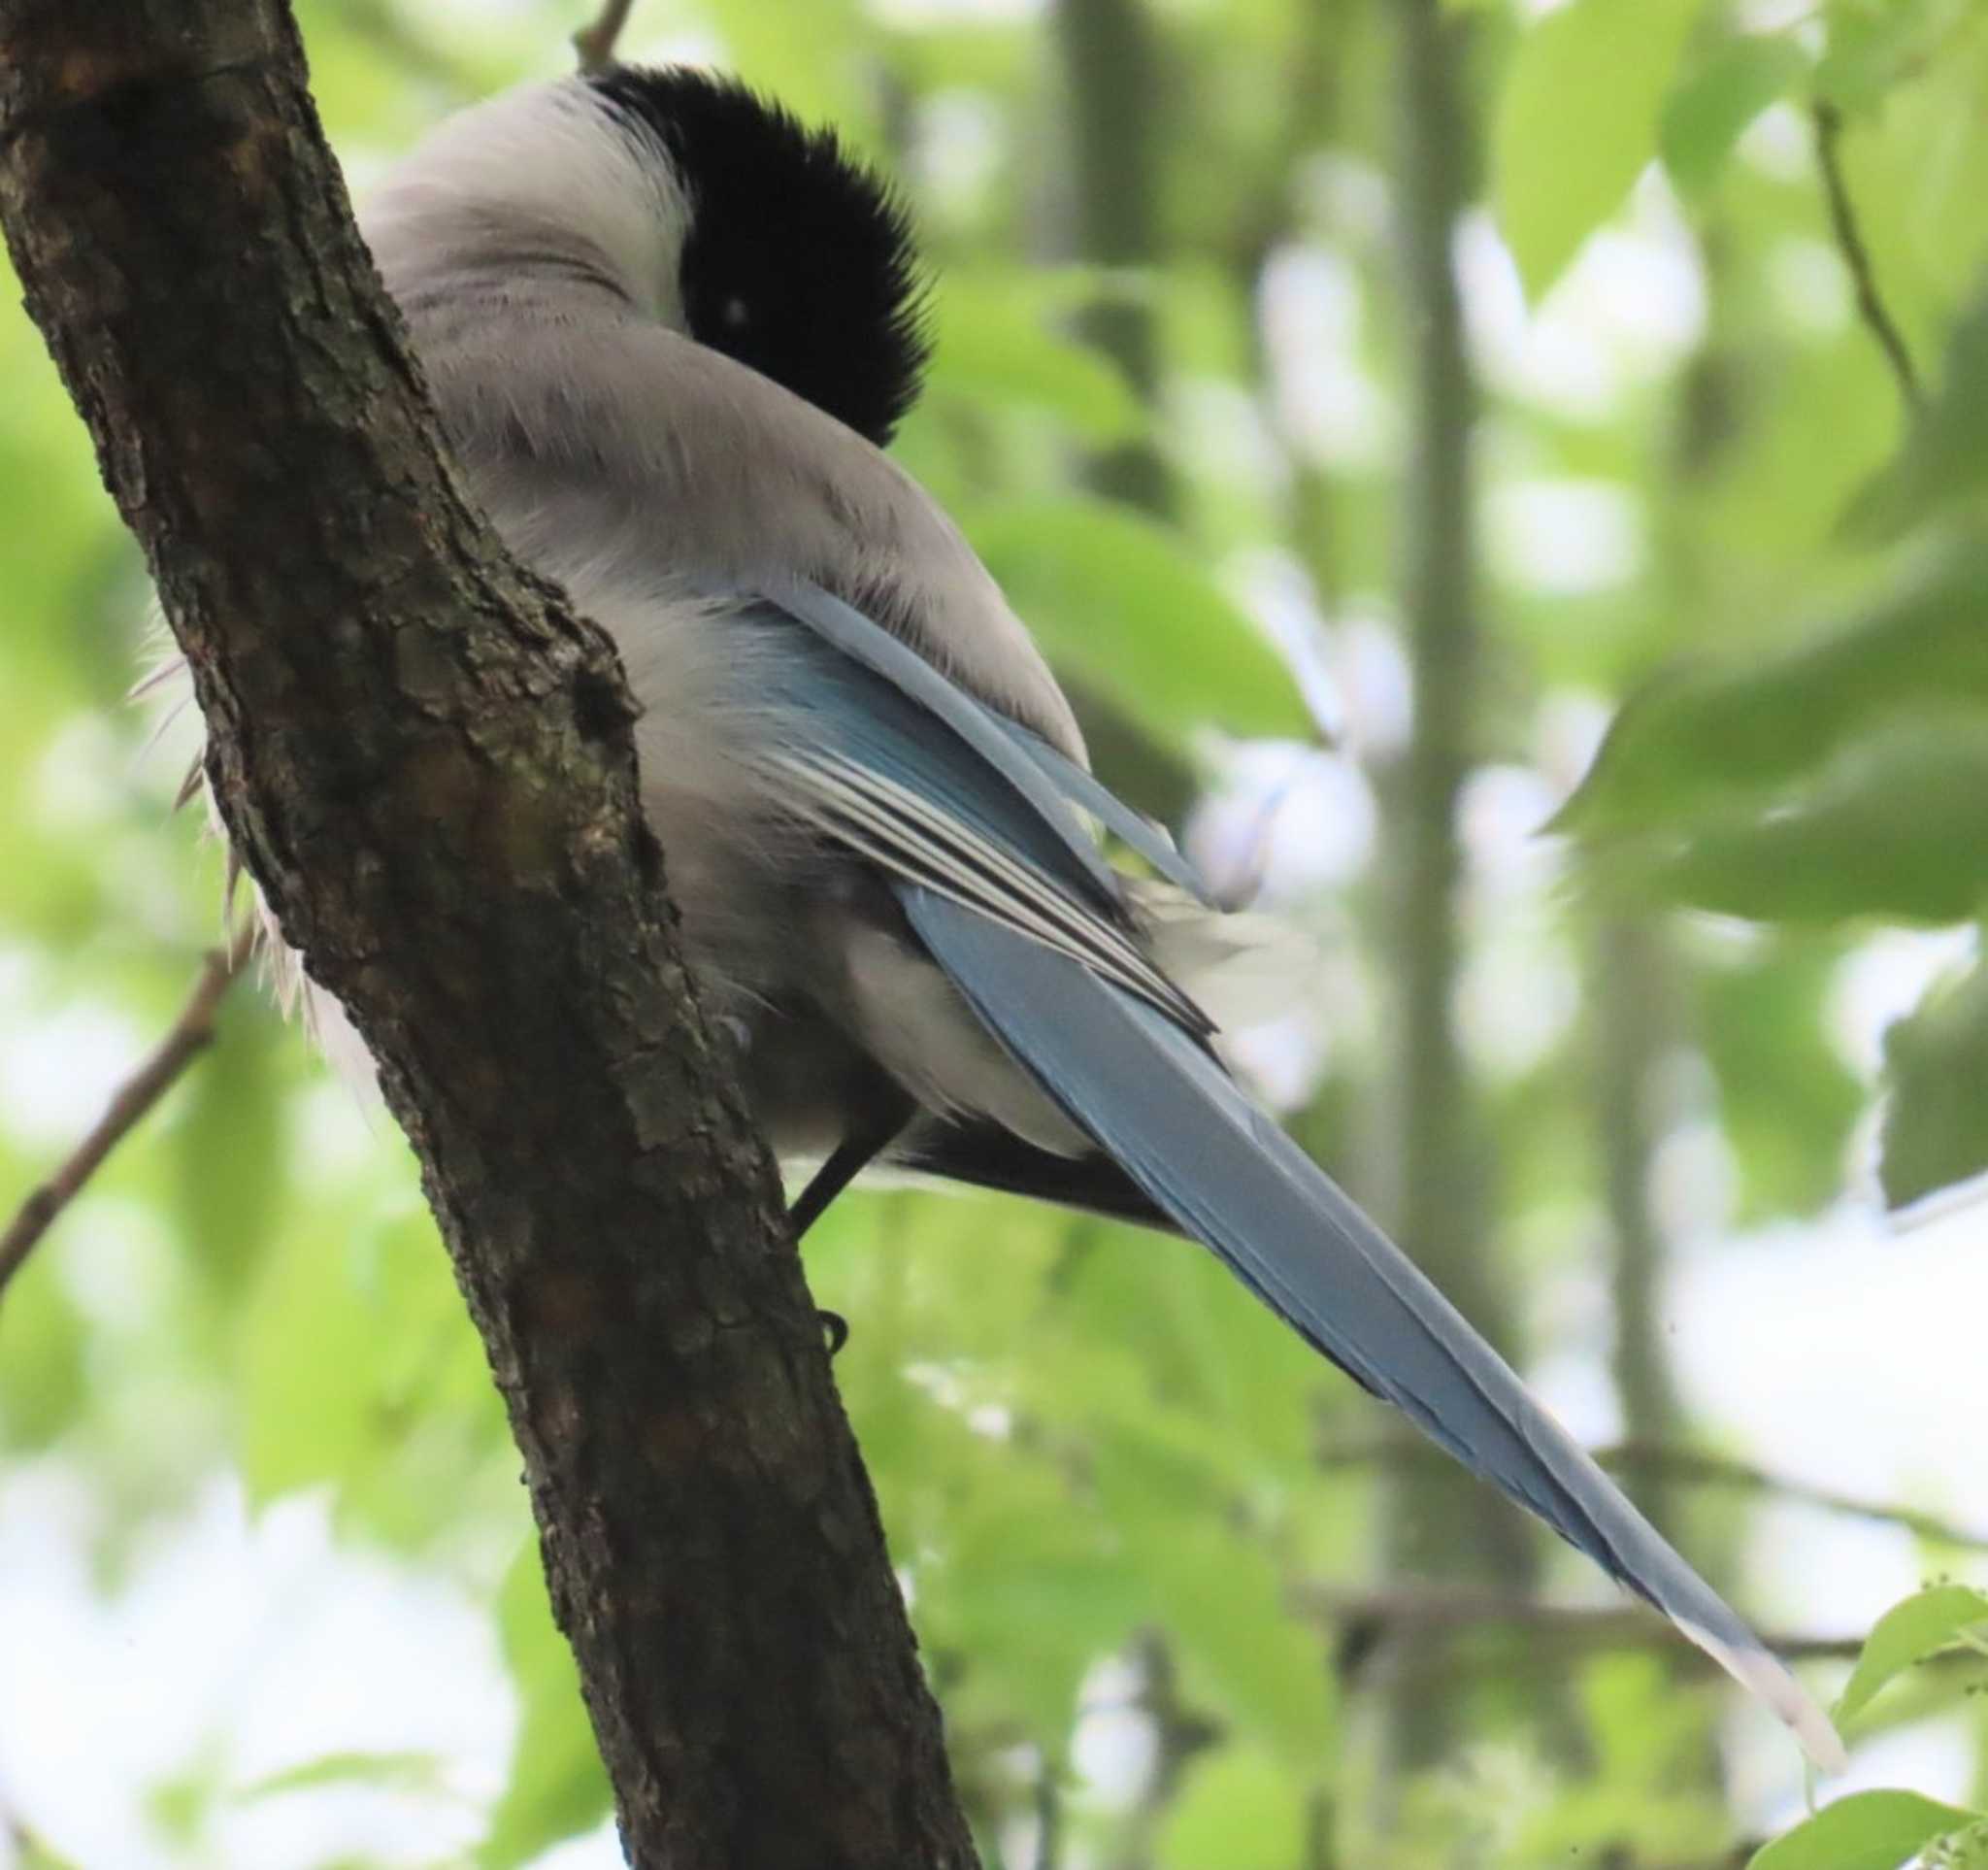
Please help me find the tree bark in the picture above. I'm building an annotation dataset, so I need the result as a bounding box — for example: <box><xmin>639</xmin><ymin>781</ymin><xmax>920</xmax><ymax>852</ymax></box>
<box><xmin>0</xmin><ymin>6</ymin><xmax>977</xmax><ymax>1866</ymax></box>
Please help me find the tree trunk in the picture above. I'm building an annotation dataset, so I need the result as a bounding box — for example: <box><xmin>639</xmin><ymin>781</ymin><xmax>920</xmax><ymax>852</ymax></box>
<box><xmin>0</xmin><ymin>6</ymin><xmax>977</xmax><ymax>1865</ymax></box>
<box><xmin>1373</xmin><ymin>0</ymin><xmax>1536</xmax><ymax>1772</ymax></box>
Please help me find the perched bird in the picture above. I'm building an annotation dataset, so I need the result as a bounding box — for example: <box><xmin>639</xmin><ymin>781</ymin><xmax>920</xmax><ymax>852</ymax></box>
<box><xmin>167</xmin><ymin>67</ymin><xmax>1841</xmax><ymax>1768</ymax></box>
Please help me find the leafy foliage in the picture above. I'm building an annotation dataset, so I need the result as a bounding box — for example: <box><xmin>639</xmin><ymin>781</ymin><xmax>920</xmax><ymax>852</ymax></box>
<box><xmin>3</xmin><ymin>0</ymin><xmax>1988</xmax><ymax>1864</ymax></box>
<box><xmin>1749</xmin><ymin>1790</ymin><xmax>1983</xmax><ymax>1870</ymax></box>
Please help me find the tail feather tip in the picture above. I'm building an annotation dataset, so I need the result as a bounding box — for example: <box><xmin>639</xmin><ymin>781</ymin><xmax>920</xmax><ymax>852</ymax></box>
<box><xmin>1678</xmin><ymin>1616</ymin><xmax>1847</xmax><ymax>1774</ymax></box>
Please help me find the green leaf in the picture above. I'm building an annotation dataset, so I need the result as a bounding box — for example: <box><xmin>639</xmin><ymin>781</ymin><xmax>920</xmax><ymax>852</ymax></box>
<box><xmin>1849</xmin><ymin>292</ymin><xmax>1988</xmax><ymax>542</ymax></box>
<box><xmin>1935</xmin><ymin>1821</ymin><xmax>1988</xmax><ymax>1869</ymax></box>
<box><xmin>968</xmin><ymin>496</ymin><xmax>1309</xmax><ymax>751</ymax></box>
<box><xmin>1647</xmin><ymin>725</ymin><xmax>1988</xmax><ymax>924</ymax></box>
<box><xmin>480</xmin><ymin>1544</ymin><xmax>611</xmax><ymax>1870</ymax></box>
<box><xmin>1092</xmin><ymin>1433</ymin><xmax>1335</xmax><ymax>1761</ymax></box>
<box><xmin>1492</xmin><ymin>0</ymin><xmax>1702</xmax><ymax>298</ymax></box>
<box><xmin>240</xmin><ymin>1225</ymin><xmax>382</xmax><ymax>1506</ymax></box>
<box><xmin>1661</xmin><ymin>34</ymin><xmax>1810</xmax><ymax>203</ymax></box>
<box><xmin>237</xmin><ymin>1751</ymin><xmax>449</xmax><ymax>1802</ymax></box>
<box><xmin>1835</xmin><ymin>1585</ymin><xmax>1988</xmax><ymax>1727</ymax></box>
<box><xmin>14</xmin><ymin>1824</ymin><xmax>84</xmax><ymax>1870</ymax></box>
<box><xmin>1880</xmin><ymin>951</ymin><xmax>1988</xmax><ymax>1208</ymax></box>
<box><xmin>1159</xmin><ymin>1750</ymin><xmax>1308</xmax><ymax>1870</ymax></box>
<box><xmin>176</xmin><ymin>997</ymin><xmax>284</xmax><ymax>1300</ymax></box>
<box><xmin>706</xmin><ymin>0</ymin><xmax>866</xmax><ymax>124</ymax></box>
<box><xmin>924</xmin><ymin>271</ymin><xmax>1146</xmax><ymax>445</ymax></box>
<box><xmin>1699</xmin><ymin>940</ymin><xmax>1863</xmax><ymax>1219</ymax></box>
<box><xmin>0</xmin><ymin>1245</ymin><xmax>86</xmax><ymax>1451</ymax></box>
<box><xmin>1815</xmin><ymin>0</ymin><xmax>1945</xmax><ymax>112</ymax></box>
<box><xmin>1749</xmin><ymin>1789</ymin><xmax>1980</xmax><ymax>1870</ymax></box>
<box><xmin>1558</xmin><ymin>540</ymin><xmax>1988</xmax><ymax>841</ymax></box>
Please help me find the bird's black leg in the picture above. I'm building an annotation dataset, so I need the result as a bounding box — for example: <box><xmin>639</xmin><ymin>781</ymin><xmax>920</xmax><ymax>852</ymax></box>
<box><xmin>789</xmin><ymin>1085</ymin><xmax>917</xmax><ymax>1355</ymax></box>
<box><xmin>789</xmin><ymin>1085</ymin><xmax>918</xmax><ymax>1239</ymax></box>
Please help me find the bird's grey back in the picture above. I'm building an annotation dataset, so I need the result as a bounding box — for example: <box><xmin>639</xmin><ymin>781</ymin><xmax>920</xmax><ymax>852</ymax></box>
<box><xmin>355</xmin><ymin>79</ymin><xmax>1085</xmax><ymax>764</ymax></box>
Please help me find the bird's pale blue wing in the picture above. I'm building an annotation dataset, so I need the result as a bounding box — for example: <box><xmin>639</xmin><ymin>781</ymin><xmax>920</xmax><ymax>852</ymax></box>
<box><xmin>775</xmin><ymin>580</ymin><xmax>1213</xmax><ymax>903</ymax></box>
<box><xmin>988</xmin><ymin>715</ymin><xmax>1214</xmax><ymax>904</ymax></box>
<box><xmin>751</xmin><ymin>583</ymin><xmax>1843</xmax><ymax>1769</ymax></box>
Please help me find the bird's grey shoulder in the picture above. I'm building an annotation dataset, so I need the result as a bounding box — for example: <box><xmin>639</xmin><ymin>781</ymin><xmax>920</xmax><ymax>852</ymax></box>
<box><xmin>405</xmin><ymin>309</ymin><xmax>1085</xmax><ymax>761</ymax></box>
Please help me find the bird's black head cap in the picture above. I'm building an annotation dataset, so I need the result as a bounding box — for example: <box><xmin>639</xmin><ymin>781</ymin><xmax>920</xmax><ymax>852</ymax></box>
<box><xmin>588</xmin><ymin>66</ymin><xmax>931</xmax><ymax>449</ymax></box>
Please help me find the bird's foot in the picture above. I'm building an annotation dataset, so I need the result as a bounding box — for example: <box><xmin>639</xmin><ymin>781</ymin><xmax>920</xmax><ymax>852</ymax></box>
<box><xmin>817</xmin><ymin>1309</ymin><xmax>850</xmax><ymax>1355</ymax></box>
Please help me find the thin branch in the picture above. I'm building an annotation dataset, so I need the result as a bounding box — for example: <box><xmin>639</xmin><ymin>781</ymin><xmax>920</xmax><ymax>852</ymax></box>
<box><xmin>0</xmin><ymin>920</ymin><xmax>257</xmax><ymax>1308</ymax></box>
<box><xmin>573</xmin><ymin>0</ymin><xmax>637</xmax><ymax>72</ymax></box>
<box><xmin>1300</xmin><ymin>1582</ymin><xmax>1871</xmax><ymax>1664</ymax></box>
<box><xmin>1603</xmin><ymin>1441</ymin><xmax>1988</xmax><ymax>1553</ymax></box>
<box><xmin>1314</xmin><ymin>1434</ymin><xmax>1988</xmax><ymax>1554</ymax></box>
<box><xmin>1813</xmin><ymin>101</ymin><xmax>1923</xmax><ymax>412</ymax></box>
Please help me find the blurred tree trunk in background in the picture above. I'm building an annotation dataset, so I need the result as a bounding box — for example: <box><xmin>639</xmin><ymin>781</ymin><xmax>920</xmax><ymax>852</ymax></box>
<box><xmin>1373</xmin><ymin>0</ymin><xmax>1537</xmax><ymax>1773</ymax></box>
<box><xmin>1053</xmin><ymin>9</ymin><xmax>1208</xmax><ymax>1861</ymax></box>
<box><xmin>1593</xmin><ymin>917</ymin><xmax>1686</xmax><ymax>1532</ymax></box>
<box><xmin>1048</xmin><ymin>0</ymin><xmax>1197</xmax><ymax>832</ymax></box>
<box><xmin>1051</xmin><ymin>0</ymin><xmax>1174</xmax><ymax>518</ymax></box>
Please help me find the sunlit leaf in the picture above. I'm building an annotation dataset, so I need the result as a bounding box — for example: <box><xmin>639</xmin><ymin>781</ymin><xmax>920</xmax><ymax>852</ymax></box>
<box><xmin>1158</xmin><ymin>1749</ymin><xmax>1309</xmax><ymax>1870</ymax></box>
<box><xmin>1834</xmin><ymin>1585</ymin><xmax>1988</xmax><ymax>1727</ymax></box>
<box><xmin>1093</xmin><ymin>1433</ymin><xmax>1335</xmax><ymax>1762</ymax></box>
<box><xmin>480</xmin><ymin>1544</ymin><xmax>611</xmax><ymax>1870</ymax></box>
<box><xmin>1646</xmin><ymin>725</ymin><xmax>1988</xmax><ymax>924</ymax></box>
<box><xmin>237</xmin><ymin>1751</ymin><xmax>450</xmax><ymax>1802</ymax></box>
<box><xmin>1849</xmin><ymin>292</ymin><xmax>1988</xmax><ymax>541</ymax></box>
<box><xmin>15</xmin><ymin>1831</ymin><xmax>84</xmax><ymax>1870</ymax></box>
<box><xmin>1749</xmin><ymin>1789</ymin><xmax>1980</xmax><ymax>1870</ymax></box>
<box><xmin>1492</xmin><ymin>0</ymin><xmax>1700</xmax><ymax>297</ymax></box>
<box><xmin>1559</xmin><ymin>541</ymin><xmax>1988</xmax><ymax>841</ymax></box>
<box><xmin>924</xmin><ymin>271</ymin><xmax>1146</xmax><ymax>444</ymax></box>
<box><xmin>0</xmin><ymin>1246</ymin><xmax>87</xmax><ymax>1451</ymax></box>
<box><xmin>968</xmin><ymin>496</ymin><xmax>1309</xmax><ymax>751</ymax></box>
<box><xmin>1699</xmin><ymin>939</ymin><xmax>1863</xmax><ymax>1219</ymax></box>
<box><xmin>1815</xmin><ymin>0</ymin><xmax>1952</xmax><ymax>112</ymax></box>
<box><xmin>1880</xmin><ymin>947</ymin><xmax>1988</xmax><ymax>1209</ymax></box>
<box><xmin>176</xmin><ymin>997</ymin><xmax>285</xmax><ymax>1300</ymax></box>
<box><xmin>241</xmin><ymin>1223</ymin><xmax>382</xmax><ymax>1506</ymax></box>
<box><xmin>1661</xmin><ymin>33</ymin><xmax>1810</xmax><ymax>203</ymax></box>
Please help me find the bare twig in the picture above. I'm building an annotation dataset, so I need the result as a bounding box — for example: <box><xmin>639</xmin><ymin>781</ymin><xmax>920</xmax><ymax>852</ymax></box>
<box><xmin>0</xmin><ymin>921</ymin><xmax>257</xmax><ymax>1308</ymax></box>
<box><xmin>1813</xmin><ymin>101</ymin><xmax>1923</xmax><ymax>412</ymax></box>
<box><xmin>1314</xmin><ymin>1433</ymin><xmax>1988</xmax><ymax>1554</ymax></box>
<box><xmin>1298</xmin><ymin>1581</ymin><xmax>1873</xmax><ymax>1667</ymax></box>
<box><xmin>573</xmin><ymin>0</ymin><xmax>637</xmax><ymax>72</ymax></box>
<box><xmin>1602</xmin><ymin>1440</ymin><xmax>1988</xmax><ymax>1553</ymax></box>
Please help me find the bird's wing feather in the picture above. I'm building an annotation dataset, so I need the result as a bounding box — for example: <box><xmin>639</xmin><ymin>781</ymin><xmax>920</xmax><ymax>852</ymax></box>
<box><xmin>986</xmin><ymin>715</ymin><xmax>1214</xmax><ymax>905</ymax></box>
<box><xmin>758</xmin><ymin>584</ymin><xmax>1208</xmax><ymax>1030</ymax></box>
<box><xmin>753</xmin><ymin>578</ymin><xmax>1842</xmax><ymax>1769</ymax></box>
<box><xmin>768</xmin><ymin>581</ymin><xmax>1126</xmax><ymax>903</ymax></box>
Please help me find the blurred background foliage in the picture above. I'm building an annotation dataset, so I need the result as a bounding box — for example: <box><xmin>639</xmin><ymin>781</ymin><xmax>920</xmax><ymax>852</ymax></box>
<box><xmin>5</xmin><ymin>0</ymin><xmax>1988</xmax><ymax>1864</ymax></box>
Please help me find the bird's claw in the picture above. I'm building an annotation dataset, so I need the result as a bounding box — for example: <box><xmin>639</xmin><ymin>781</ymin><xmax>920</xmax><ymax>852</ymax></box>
<box><xmin>817</xmin><ymin>1309</ymin><xmax>849</xmax><ymax>1355</ymax></box>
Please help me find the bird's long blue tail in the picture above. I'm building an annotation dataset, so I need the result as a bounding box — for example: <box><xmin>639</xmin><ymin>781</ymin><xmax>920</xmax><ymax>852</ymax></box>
<box><xmin>900</xmin><ymin>882</ymin><xmax>1846</xmax><ymax>1772</ymax></box>
<box><xmin>759</xmin><ymin>577</ymin><xmax>1841</xmax><ymax>1768</ymax></box>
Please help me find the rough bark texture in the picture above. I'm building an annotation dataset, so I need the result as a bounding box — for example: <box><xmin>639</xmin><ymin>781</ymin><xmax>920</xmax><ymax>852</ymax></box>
<box><xmin>0</xmin><ymin>6</ymin><xmax>978</xmax><ymax>1865</ymax></box>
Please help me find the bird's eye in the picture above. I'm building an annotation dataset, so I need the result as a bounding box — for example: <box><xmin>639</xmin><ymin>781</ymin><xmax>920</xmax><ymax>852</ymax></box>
<box><xmin>721</xmin><ymin>296</ymin><xmax>750</xmax><ymax>329</ymax></box>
